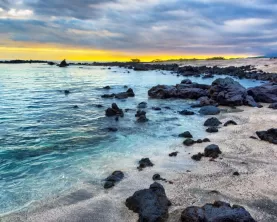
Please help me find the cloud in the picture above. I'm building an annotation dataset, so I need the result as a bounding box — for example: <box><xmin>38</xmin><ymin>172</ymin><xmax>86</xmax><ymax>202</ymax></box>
<box><xmin>0</xmin><ymin>0</ymin><xmax>277</xmax><ymax>56</ymax></box>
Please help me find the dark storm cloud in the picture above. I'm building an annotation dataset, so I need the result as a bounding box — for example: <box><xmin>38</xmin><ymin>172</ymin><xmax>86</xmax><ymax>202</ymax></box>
<box><xmin>1</xmin><ymin>0</ymin><xmax>277</xmax><ymax>55</ymax></box>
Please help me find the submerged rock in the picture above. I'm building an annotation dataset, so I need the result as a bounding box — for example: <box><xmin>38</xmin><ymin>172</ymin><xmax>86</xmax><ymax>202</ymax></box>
<box><xmin>152</xmin><ymin>106</ymin><xmax>162</xmax><ymax>111</ymax></box>
<box><xmin>103</xmin><ymin>86</ymin><xmax>111</xmax><ymax>90</ymax></box>
<box><xmin>256</xmin><ymin>128</ymin><xmax>277</xmax><ymax>144</ymax></box>
<box><xmin>224</xmin><ymin>120</ymin><xmax>238</xmax><ymax>126</ymax></box>
<box><xmin>181</xmin><ymin>79</ymin><xmax>192</xmax><ymax>84</ymax></box>
<box><xmin>104</xmin><ymin>171</ymin><xmax>124</xmax><ymax>189</ymax></box>
<box><xmin>102</xmin><ymin>88</ymin><xmax>135</xmax><ymax>99</ymax></box>
<box><xmin>204</xmin><ymin>117</ymin><xmax>222</xmax><ymax>127</ymax></box>
<box><xmin>204</xmin><ymin>144</ymin><xmax>222</xmax><ymax>158</ymax></box>
<box><xmin>179</xmin><ymin>110</ymin><xmax>195</xmax><ymax>115</ymax></box>
<box><xmin>178</xmin><ymin>131</ymin><xmax>193</xmax><ymax>138</ymax></box>
<box><xmin>125</xmin><ymin>182</ymin><xmax>171</xmax><ymax>222</ymax></box>
<box><xmin>199</xmin><ymin>106</ymin><xmax>220</xmax><ymax>115</ymax></box>
<box><xmin>137</xmin><ymin>158</ymin><xmax>154</xmax><ymax>170</ymax></box>
<box><xmin>137</xmin><ymin>102</ymin><xmax>147</xmax><ymax>108</ymax></box>
<box><xmin>248</xmin><ymin>83</ymin><xmax>277</xmax><ymax>103</ymax></box>
<box><xmin>181</xmin><ymin>201</ymin><xmax>256</xmax><ymax>222</ymax></box>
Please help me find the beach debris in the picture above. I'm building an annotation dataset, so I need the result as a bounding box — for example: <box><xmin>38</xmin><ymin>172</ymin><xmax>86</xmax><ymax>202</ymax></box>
<box><xmin>206</xmin><ymin>127</ymin><xmax>219</xmax><ymax>133</ymax></box>
<box><xmin>105</xmin><ymin>103</ymin><xmax>124</xmax><ymax>117</ymax></box>
<box><xmin>199</xmin><ymin>105</ymin><xmax>220</xmax><ymax>115</ymax></box>
<box><xmin>178</xmin><ymin>131</ymin><xmax>193</xmax><ymax>138</ymax></box>
<box><xmin>137</xmin><ymin>158</ymin><xmax>154</xmax><ymax>170</ymax></box>
<box><xmin>204</xmin><ymin>117</ymin><xmax>222</xmax><ymax>127</ymax></box>
<box><xmin>125</xmin><ymin>182</ymin><xmax>171</xmax><ymax>222</ymax></box>
<box><xmin>169</xmin><ymin>151</ymin><xmax>179</xmax><ymax>157</ymax></box>
<box><xmin>256</xmin><ymin>128</ymin><xmax>277</xmax><ymax>144</ymax></box>
<box><xmin>181</xmin><ymin>201</ymin><xmax>256</xmax><ymax>222</ymax></box>
<box><xmin>179</xmin><ymin>109</ymin><xmax>195</xmax><ymax>115</ymax></box>
<box><xmin>224</xmin><ymin>120</ymin><xmax>238</xmax><ymax>126</ymax></box>
<box><xmin>103</xmin><ymin>171</ymin><xmax>124</xmax><ymax>189</ymax></box>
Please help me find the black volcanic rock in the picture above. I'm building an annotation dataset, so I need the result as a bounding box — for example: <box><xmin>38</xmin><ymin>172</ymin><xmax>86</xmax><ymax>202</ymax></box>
<box><xmin>183</xmin><ymin>138</ymin><xmax>195</xmax><ymax>146</ymax></box>
<box><xmin>179</xmin><ymin>110</ymin><xmax>195</xmax><ymax>115</ymax></box>
<box><xmin>209</xmin><ymin>77</ymin><xmax>248</xmax><ymax>106</ymax></box>
<box><xmin>248</xmin><ymin>83</ymin><xmax>277</xmax><ymax>103</ymax></box>
<box><xmin>178</xmin><ymin>131</ymin><xmax>193</xmax><ymax>138</ymax></box>
<box><xmin>125</xmin><ymin>182</ymin><xmax>171</xmax><ymax>222</ymax></box>
<box><xmin>269</xmin><ymin>102</ymin><xmax>277</xmax><ymax>109</ymax></box>
<box><xmin>191</xmin><ymin>153</ymin><xmax>203</xmax><ymax>161</ymax></box>
<box><xmin>256</xmin><ymin>128</ymin><xmax>277</xmax><ymax>144</ymax></box>
<box><xmin>204</xmin><ymin>144</ymin><xmax>222</xmax><ymax>158</ymax></box>
<box><xmin>104</xmin><ymin>171</ymin><xmax>124</xmax><ymax>189</ymax></box>
<box><xmin>199</xmin><ymin>106</ymin><xmax>220</xmax><ymax>115</ymax></box>
<box><xmin>105</xmin><ymin>103</ymin><xmax>124</xmax><ymax>117</ymax></box>
<box><xmin>169</xmin><ymin>151</ymin><xmax>179</xmax><ymax>157</ymax></box>
<box><xmin>204</xmin><ymin>117</ymin><xmax>222</xmax><ymax>127</ymax></box>
<box><xmin>137</xmin><ymin>158</ymin><xmax>154</xmax><ymax>170</ymax></box>
<box><xmin>59</xmin><ymin>59</ymin><xmax>69</xmax><ymax>67</ymax></box>
<box><xmin>224</xmin><ymin>120</ymin><xmax>238</xmax><ymax>126</ymax></box>
<box><xmin>181</xmin><ymin>201</ymin><xmax>256</xmax><ymax>222</ymax></box>
<box><xmin>206</xmin><ymin>127</ymin><xmax>219</xmax><ymax>133</ymax></box>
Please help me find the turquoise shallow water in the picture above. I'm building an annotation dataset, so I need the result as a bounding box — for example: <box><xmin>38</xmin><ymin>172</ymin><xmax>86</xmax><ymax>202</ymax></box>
<box><xmin>0</xmin><ymin>64</ymin><xmax>264</xmax><ymax>214</ymax></box>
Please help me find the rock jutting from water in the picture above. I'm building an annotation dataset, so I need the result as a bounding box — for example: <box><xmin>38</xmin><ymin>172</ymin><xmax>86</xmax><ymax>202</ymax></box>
<box><xmin>101</xmin><ymin>88</ymin><xmax>135</xmax><ymax>99</ymax></box>
<box><xmin>137</xmin><ymin>158</ymin><xmax>154</xmax><ymax>170</ymax></box>
<box><xmin>256</xmin><ymin>128</ymin><xmax>277</xmax><ymax>144</ymax></box>
<box><xmin>125</xmin><ymin>182</ymin><xmax>171</xmax><ymax>222</ymax></box>
<box><xmin>105</xmin><ymin>103</ymin><xmax>124</xmax><ymax>117</ymax></box>
<box><xmin>204</xmin><ymin>117</ymin><xmax>222</xmax><ymax>127</ymax></box>
<box><xmin>103</xmin><ymin>171</ymin><xmax>124</xmax><ymax>189</ymax></box>
<box><xmin>58</xmin><ymin>59</ymin><xmax>69</xmax><ymax>67</ymax></box>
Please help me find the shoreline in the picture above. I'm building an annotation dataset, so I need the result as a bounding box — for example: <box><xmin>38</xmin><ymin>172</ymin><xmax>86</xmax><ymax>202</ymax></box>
<box><xmin>2</xmin><ymin>106</ymin><xmax>276</xmax><ymax>222</ymax></box>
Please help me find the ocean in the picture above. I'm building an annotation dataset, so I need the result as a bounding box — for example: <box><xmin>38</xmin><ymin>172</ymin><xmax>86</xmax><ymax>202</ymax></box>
<box><xmin>0</xmin><ymin>63</ymin><xmax>264</xmax><ymax>215</ymax></box>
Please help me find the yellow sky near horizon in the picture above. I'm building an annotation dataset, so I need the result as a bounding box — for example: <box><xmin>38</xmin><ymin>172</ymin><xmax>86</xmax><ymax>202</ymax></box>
<box><xmin>0</xmin><ymin>46</ymin><xmax>250</xmax><ymax>62</ymax></box>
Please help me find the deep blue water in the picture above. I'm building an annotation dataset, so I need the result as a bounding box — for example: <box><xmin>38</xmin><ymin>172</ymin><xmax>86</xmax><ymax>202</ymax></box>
<box><xmin>0</xmin><ymin>64</ymin><xmax>264</xmax><ymax>214</ymax></box>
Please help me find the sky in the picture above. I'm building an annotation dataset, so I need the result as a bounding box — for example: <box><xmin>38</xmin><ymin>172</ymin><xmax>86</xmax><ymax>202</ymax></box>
<box><xmin>0</xmin><ymin>0</ymin><xmax>277</xmax><ymax>61</ymax></box>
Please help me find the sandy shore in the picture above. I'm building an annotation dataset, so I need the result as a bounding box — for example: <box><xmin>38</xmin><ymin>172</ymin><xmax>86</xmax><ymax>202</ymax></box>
<box><xmin>3</xmin><ymin>105</ymin><xmax>276</xmax><ymax>222</ymax></box>
<box><xmin>155</xmin><ymin>57</ymin><xmax>277</xmax><ymax>74</ymax></box>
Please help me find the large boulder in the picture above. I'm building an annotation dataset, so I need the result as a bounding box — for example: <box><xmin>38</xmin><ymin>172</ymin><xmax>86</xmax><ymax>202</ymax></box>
<box><xmin>148</xmin><ymin>83</ymin><xmax>209</xmax><ymax>99</ymax></box>
<box><xmin>209</xmin><ymin>77</ymin><xmax>248</xmax><ymax>106</ymax></box>
<box><xmin>181</xmin><ymin>201</ymin><xmax>256</xmax><ymax>222</ymax></box>
<box><xmin>125</xmin><ymin>182</ymin><xmax>171</xmax><ymax>222</ymax></box>
<box><xmin>248</xmin><ymin>83</ymin><xmax>277</xmax><ymax>103</ymax></box>
<box><xmin>199</xmin><ymin>106</ymin><xmax>220</xmax><ymax>115</ymax></box>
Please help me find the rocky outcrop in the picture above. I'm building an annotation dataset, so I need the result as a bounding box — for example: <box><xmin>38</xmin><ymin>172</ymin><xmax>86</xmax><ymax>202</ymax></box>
<box><xmin>103</xmin><ymin>171</ymin><xmax>124</xmax><ymax>189</ymax></box>
<box><xmin>248</xmin><ymin>83</ymin><xmax>277</xmax><ymax>103</ymax></box>
<box><xmin>178</xmin><ymin>131</ymin><xmax>193</xmax><ymax>138</ymax></box>
<box><xmin>102</xmin><ymin>88</ymin><xmax>135</xmax><ymax>99</ymax></box>
<box><xmin>59</xmin><ymin>59</ymin><xmax>69</xmax><ymax>67</ymax></box>
<box><xmin>125</xmin><ymin>182</ymin><xmax>171</xmax><ymax>222</ymax></box>
<box><xmin>256</xmin><ymin>128</ymin><xmax>277</xmax><ymax>144</ymax></box>
<box><xmin>105</xmin><ymin>103</ymin><xmax>124</xmax><ymax>117</ymax></box>
<box><xmin>209</xmin><ymin>77</ymin><xmax>249</xmax><ymax>106</ymax></box>
<box><xmin>181</xmin><ymin>201</ymin><xmax>256</xmax><ymax>222</ymax></box>
<box><xmin>148</xmin><ymin>83</ymin><xmax>209</xmax><ymax>99</ymax></box>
